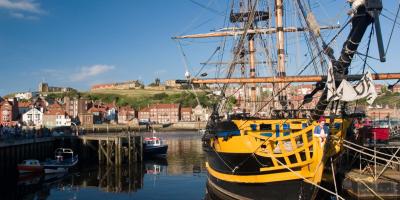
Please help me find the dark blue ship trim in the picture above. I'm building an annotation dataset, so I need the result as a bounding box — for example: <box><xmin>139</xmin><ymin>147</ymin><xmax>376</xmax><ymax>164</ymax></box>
<box><xmin>216</xmin><ymin>130</ymin><xmax>241</xmax><ymax>140</ymax></box>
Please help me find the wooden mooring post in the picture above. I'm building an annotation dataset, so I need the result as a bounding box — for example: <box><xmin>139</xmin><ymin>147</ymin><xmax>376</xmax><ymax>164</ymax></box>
<box><xmin>79</xmin><ymin>133</ymin><xmax>142</xmax><ymax>166</ymax></box>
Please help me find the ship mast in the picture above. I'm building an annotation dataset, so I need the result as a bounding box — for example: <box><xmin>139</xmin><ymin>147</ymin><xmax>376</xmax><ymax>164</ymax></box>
<box><xmin>275</xmin><ymin>0</ymin><xmax>287</xmax><ymax>109</ymax></box>
<box><xmin>248</xmin><ymin>32</ymin><xmax>256</xmax><ymax>113</ymax></box>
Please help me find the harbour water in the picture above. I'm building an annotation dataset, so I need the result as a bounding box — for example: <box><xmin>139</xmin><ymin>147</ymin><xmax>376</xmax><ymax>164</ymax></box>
<box><xmin>0</xmin><ymin>131</ymin><xmax>387</xmax><ymax>200</ymax></box>
<box><xmin>0</xmin><ymin>132</ymin><xmax>207</xmax><ymax>200</ymax></box>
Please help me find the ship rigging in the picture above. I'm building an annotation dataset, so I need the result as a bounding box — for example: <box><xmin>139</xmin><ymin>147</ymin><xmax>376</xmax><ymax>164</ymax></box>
<box><xmin>173</xmin><ymin>0</ymin><xmax>400</xmax><ymax>199</ymax></box>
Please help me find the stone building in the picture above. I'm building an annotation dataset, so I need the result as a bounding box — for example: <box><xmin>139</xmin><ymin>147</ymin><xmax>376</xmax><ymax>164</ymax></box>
<box><xmin>118</xmin><ymin>106</ymin><xmax>136</xmax><ymax>124</ymax></box>
<box><xmin>181</xmin><ymin>107</ymin><xmax>193</xmax><ymax>122</ymax></box>
<box><xmin>138</xmin><ymin>107</ymin><xmax>151</xmax><ymax>123</ymax></box>
<box><xmin>139</xmin><ymin>104</ymin><xmax>180</xmax><ymax>124</ymax></box>
<box><xmin>0</xmin><ymin>98</ymin><xmax>19</xmax><ymax>126</ymax></box>
<box><xmin>64</xmin><ymin>97</ymin><xmax>89</xmax><ymax>121</ymax></box>
<box><xmin>43</xmin><ymin>103</ymin><xmax>71</xmax><ymax>127</ymax></box>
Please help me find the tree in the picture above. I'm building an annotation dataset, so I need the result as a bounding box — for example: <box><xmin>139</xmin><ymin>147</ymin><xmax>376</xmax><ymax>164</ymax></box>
<box><xmin>225</xmin><ymin>96</ymin><xmax>237</xmax><ymax>112</ymax></box>
<box><xmin>148</xmin><ymin>78</ymin><xmax>161</xmax><ymax>87</ymax></box>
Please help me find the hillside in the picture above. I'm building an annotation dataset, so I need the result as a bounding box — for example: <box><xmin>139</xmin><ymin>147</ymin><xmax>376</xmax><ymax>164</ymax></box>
<box><xmin>90</xmin><ymin>88</ymin><xmax>183</xmax><ymax>98</ymax></box>
<box><xmin>44</xmin><ymin>88</ymin><xmax>216</xmax><ymax>110</ymax></box>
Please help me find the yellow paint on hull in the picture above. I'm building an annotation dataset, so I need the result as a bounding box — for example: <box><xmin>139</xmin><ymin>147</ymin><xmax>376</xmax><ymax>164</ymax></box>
<box><xmin>207</xmin><ymin>118</ymin><xmax>351</xmax><ymax>184</ymax></box>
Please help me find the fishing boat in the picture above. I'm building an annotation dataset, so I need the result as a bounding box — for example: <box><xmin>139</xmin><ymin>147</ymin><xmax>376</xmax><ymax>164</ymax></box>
<box><xmin>17</xmin><ymin>159</ymin><xmax>43</xmax><ymax>174</ymax></box>
<box><xmin>143</xmin><ymin>137</ymin><xmax>168</xmax><ymax>157</ymax></box>
<box><xmin>174</xmin><ymin>0</ymin><xmax>400</xmax><ymax>199</ymax></box>
<box><xmin>42</xmin><ymin>148</ymin><xmax>78</xmax><ymax>174</ymax></box>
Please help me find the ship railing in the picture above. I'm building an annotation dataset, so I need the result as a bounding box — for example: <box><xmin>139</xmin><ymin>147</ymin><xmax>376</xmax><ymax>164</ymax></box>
<box><xmin>246</xmin><ymin>124</ymin><xmax>321</xmax><ymax>173</ymax></box>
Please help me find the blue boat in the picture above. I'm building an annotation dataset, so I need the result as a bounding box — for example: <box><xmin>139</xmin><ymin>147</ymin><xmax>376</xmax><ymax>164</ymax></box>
<box><xmin>143</xmin><ymin>137</ymin><xmax>168</xmax><ymax>157</ymax></box>
<box><xmin>41</xmin><ymin>148</ymin><xmax>78</xmax><ymax>174</ymax></box>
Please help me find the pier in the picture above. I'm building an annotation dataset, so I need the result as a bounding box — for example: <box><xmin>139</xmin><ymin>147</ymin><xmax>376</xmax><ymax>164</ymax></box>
<box><xmin>342</xmin><ymin>141</ymin><xmax>400</xmax><ymax>199</ymax></box>
<box><xmin>79</xmin><ymin>133</ymin><xmax>143</xmax><ymax>166</ymax></box>
<box><xmin>0</xmin><ymin>133</ymin><xmax>143</xmax><ymax>177</ymax></box>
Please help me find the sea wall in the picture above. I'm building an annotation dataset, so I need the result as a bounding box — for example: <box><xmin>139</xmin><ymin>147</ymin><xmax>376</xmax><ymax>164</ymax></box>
<box><xmin>169</xmin><ymin>121</ymin><xmax>207</xmax><ymax>130</ymax></box>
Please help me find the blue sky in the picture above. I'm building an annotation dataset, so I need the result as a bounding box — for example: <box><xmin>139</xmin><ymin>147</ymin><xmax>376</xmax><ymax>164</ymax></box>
<box><xmin>0</xmin><ymin>0</ymin><xmax>399</xmax><ymax>95</ymax></box>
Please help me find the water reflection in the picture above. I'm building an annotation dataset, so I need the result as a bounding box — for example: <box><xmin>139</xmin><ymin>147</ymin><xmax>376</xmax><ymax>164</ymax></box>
<box><xmin>0</xmin><ymin>132</ymin><xmax>207</xmax><ymax>200</ymax></box>
<box><xmin>144</xmin><ymin>158</ymin><xmax>168</xmax><ymax>175</ymax></box>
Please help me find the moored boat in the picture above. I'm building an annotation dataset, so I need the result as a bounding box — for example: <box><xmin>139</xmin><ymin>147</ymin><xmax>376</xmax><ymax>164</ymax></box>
<box><xmin>143</xmin><ymin>137</ymin><xmax>168</xmax><ymax>158</ymax></box>
<box><xmin>17</xmin><ymin>159</ymin><xmax>43</xmax><ymax>174</ymax></box>
<box><xmin>42</xmin><ymin>148</ymin><xmax>78</xmax><ymax>174</ymax></box>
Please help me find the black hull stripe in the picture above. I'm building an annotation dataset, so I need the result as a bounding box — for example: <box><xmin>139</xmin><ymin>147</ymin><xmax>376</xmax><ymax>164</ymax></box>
<box><xmin>207</xmin><ymin>151</ymin><xmax>308</xmax><ymax>175</ymax></box>
<box><xmin>207</xmin><ymin>174</ymin><xmax>317</xmax><ymax>200</ymax></box>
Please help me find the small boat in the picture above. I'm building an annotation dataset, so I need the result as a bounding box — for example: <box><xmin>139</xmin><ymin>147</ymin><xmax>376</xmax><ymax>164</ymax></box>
<box><xmin>143</xmin><ymin>137</ymin><xmax>168</xmax><ymax>157</ymax></box>
<box><xmin>17</xmin><ymin>159</ymin><xmax>43</xmax><ymax>174</ymax></box>
<box><xmin>42</xmin><ymin>148</ymin><xmax>78</xmax><ymax>174</ymax></box>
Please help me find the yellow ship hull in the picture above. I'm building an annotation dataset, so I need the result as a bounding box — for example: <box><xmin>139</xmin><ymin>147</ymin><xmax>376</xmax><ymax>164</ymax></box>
<box><xmin>204</xmin><ymin>118</ymin><xmax>350</xmax><ymax>199</ymax></box>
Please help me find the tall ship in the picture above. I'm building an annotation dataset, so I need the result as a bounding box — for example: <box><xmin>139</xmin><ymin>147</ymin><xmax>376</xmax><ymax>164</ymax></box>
<box><xmin>174</xmin><ymin>0</ymin><xmax>400</xmax><ymax>199</ymax></box>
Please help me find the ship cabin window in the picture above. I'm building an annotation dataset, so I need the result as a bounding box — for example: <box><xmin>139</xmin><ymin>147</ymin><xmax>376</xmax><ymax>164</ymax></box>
<box><xmin>260</xmin><ymin>124</ymin><xmax>271</xmax><ymax>131</ymax></box>
<box><xmin>250</xmin><ymin>124</ymin><xmax>257</xmax><ymax>131</ymax></box>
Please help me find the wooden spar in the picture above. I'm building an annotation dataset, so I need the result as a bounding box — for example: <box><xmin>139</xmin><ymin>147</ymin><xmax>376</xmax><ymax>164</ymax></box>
<box><xmin>200</xmin><ymin>61</ymin><xmax>270</xmax><ymax>65</ymax></box>
<box><xmin>172</xmin><ymin>25</ymin><xmax>339</xmax><ymax>39</ymax></box>
<box><xmin>186</xmin><ymin>73</ymin><xmax>400</xmax><ymax>84</ymax></box>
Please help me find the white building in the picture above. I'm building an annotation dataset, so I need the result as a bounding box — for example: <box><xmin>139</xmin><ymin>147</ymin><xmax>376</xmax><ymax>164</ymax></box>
<box><xmin>106</xmin><ymin>107</ymin><xmax>117</xmax><ymax>122</ymax></box>
<box><xmin>56</xmin><ymin>115</ymin><xmax>71</xmax><ymax>126</ymax></box>
<box><xmin>22</xmin><ymin>108</ymin><xmax>43</xmax><ymax>127</ymax></box>
<box><xmin>193</xmin><ymin>105</ymin><xmax>209</xmax><ymax>121</ymax></box>
<box><xmin>15</xmin><ymin>92</ymin><xmax>38</xmax><ymax>100</ymax></box>
<box><xmin>43</xmin><ymin>110</ymin><xmax>71</xmax><ymax>127</ymax></box>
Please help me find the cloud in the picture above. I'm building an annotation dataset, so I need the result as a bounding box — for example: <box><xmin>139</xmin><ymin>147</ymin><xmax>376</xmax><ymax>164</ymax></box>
<box><xmin>0</xmin><ymin>0</ymin><xmax>43</xmax><ymax>13</ymax></box>
<box><xmin>0</xmin><ymin>0</ymin><xmax>45</xmax><ymax>19</ymax></box>
<box><xmin>71</xmin><ymin>64</ymin><xmax>115</xmax><ymax>81</ymax></box>
<box><xmin>10</xmin><ymin>11</ymin><xmax>38</xmax><ymax>20</ymax></box>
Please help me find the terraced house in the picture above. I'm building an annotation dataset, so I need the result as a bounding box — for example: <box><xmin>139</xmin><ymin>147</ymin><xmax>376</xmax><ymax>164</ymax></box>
<box><xmin>139</xmin><ymin>104</ymin><xmax>180</xmax><ymax>124</ymax></box>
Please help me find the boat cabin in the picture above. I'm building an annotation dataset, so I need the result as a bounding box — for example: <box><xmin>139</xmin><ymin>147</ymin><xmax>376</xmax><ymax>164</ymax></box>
<box><xmin>144</xmin><ymin>137</ymin><xmax>163</xmax><ymax>147</ymax></box>
<box><xmin>54</xmin><ymin>148</ymin><xmax>75</xmax><ymax>161</ymax></box>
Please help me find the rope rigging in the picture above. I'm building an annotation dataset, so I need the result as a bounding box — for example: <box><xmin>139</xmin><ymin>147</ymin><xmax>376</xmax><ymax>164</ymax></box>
<box><xmin>384</xmin><ymin>0</ymin><xmax>400</xmax><ymax>56</ymax></box>
<box><xmin>233</xmin><ymin>17</ymin><xmax>353</xmax><ymax>130</ymax></box>
<box><xmin>218</xmin><ymin>0</ymin><xmax>259</xmax><ymax>112</ymax></box>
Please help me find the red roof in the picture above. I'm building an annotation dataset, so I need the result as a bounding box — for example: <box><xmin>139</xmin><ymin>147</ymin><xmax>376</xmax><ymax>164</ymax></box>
<box><xmin>153</xmin><ymin>103</ymin><xmax>180</xmax><ymax>109</ymax></box>
<box><xmin>47</xmin><ymin>102</ymin><xmax>63</xmax><ymax>110</ymax></box>
<box><xmin>181</xmin><ymin>107</ymin><xmax>192</xmax><ymax>112</ymax></box>
<box><xmin>88</xmin><ymin>106</ymin><xmax>106</xmax><ymax>113</ymax></box>
<box><xmin>139</xmin><ymin>107</ymin><xmax>151</xmax><ymax>112</ymax></box>
<box><xmin>0</xmin><ymin>100</ymin><xmax>12</xmax><ymax>107</ymax></box>
<box><xmin>45</xmin><ymin>110</ymin><xmax>67</xmax><ymax>115</ymax></box>
<box><xmin>18</xmin><ymin>102</ymin><xmax>32</xmax><ymax>108</ymax></box>
<box><xmin>104</xmin><ymin>103</ymin><xmax>116</xmax><ymax>109</ymax></box>
<box><xmin>119</xmin><ymin>106</ymin><xmax>134</xmax><ymax>112</ymax></box>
